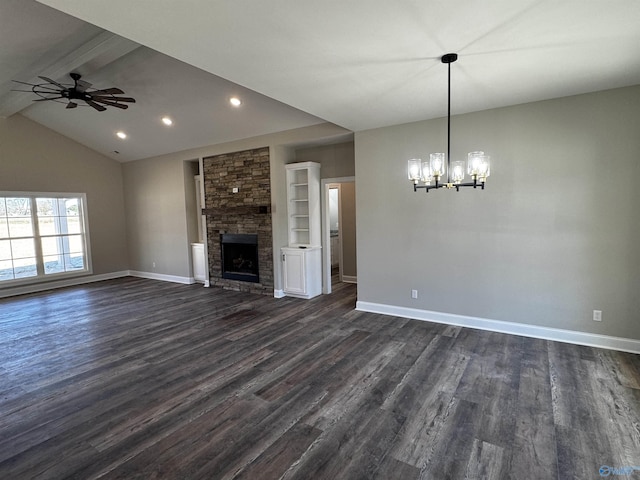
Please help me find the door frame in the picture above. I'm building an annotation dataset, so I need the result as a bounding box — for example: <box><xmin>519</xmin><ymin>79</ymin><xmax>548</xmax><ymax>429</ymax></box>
<box><xmin>321</xmin><ymin>176</ymin><xmax>355</xmax><ymax>294</ymax></box>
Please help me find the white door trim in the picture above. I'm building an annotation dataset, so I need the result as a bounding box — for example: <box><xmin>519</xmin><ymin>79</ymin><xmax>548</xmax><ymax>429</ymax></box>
<box><xmin>321</xmin><ymin>176</ymin><xmax>355</xmax><ymax>294</ymax></box>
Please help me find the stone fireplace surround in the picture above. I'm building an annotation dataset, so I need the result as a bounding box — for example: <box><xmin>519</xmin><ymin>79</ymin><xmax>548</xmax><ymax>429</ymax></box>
<box><xmin>202</xmin><ymin>147</ymin><xmax>274</xmax><ymax>295</ymax></box>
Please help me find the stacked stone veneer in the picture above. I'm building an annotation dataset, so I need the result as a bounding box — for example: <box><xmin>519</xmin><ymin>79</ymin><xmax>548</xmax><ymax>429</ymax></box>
<box><xmin>202</xmin><ymin>147</ymin><xmax>273</xmax><ymax>295</ymax></box>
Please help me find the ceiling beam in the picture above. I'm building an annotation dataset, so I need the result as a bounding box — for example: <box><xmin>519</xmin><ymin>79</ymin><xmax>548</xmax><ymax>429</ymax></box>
<box><xmin>0</xmin><ymin>31</ymin><xmax>140</xmax><ymax>118</ymax></box>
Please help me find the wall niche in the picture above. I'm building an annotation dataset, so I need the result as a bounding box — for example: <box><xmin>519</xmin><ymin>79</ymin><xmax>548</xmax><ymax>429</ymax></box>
<box><xmin>202</xmin><ymin>147</ymin><xmax>273</xmax><ymax>294</ymax></box>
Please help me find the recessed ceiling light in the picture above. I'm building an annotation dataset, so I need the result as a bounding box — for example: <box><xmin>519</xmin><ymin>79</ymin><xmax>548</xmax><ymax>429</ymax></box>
<box><xmin>161</xmin><ymin>116</ymin><xmax>173</xmax><ymax>126</ymax></box>
<box><xmin>116</xmin><ymin>131</ymin><xmax>127</xmax><ymax>139</ymax></box>
<box><xmin>229</xmin><ymin>97</ymin><xmax>242</xmax><ymax>107</ymax></box>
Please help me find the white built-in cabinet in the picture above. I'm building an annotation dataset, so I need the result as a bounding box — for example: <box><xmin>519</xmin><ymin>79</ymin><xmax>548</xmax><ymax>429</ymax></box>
<box><xmin>191</xmin><ymin>174</ymin><xmax>207</xmax><ymax>284</ymax></box>
<box><xmin>191</xmin><ymin>243</ymin><xmax>206</xmax><ymax>283</ymax></box>
<box><xmin>282</xmin><ymin>162</ymin><xmax>322</xmax><ymax>298</ymax></box>
<box><xmin>281</xmin><ymin>246</ymin><xmax>322</xmax><ymax>298</ymax></box>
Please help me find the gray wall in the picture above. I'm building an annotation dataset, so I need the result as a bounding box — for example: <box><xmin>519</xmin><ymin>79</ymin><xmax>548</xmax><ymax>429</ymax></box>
<box><xmin>0</xmin><ymin>114</ymin><xmax>129</xmax><ymax>276</ymax></box>
<box><xmin>122</xmin><ymin>123</ymin><xmax>351</xmax><ymax>289</ymax></box>
<box><xmin>183</xmin><ymin>160</ymin><xmax>200</xmax><ymax>246</ymax></box>
<box><xmin>295</xmin><ymin>142</ymin><xmax>355</xmax><ymax>178</ymax></box>
<box><xmin>123</xmin><ymin>155</ymin><xmax>192</xmax><ymax>277</ymax></box>
<box><xmin>355</xmin><ymin>85</ymin><xmax>640</xmax><ymax>340</ymax></box>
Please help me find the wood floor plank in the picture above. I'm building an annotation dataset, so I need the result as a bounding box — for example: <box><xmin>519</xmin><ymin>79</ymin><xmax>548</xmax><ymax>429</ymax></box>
<box><xmin>255</xmin><ymin>329</ymin><xmax>370</xmax><ymax>402</ymax></box>
<box><xmin>418</xmin><ymin>397</ymin><xmax>482</xmax><ymax>479</ymax></box>
<box><xmin>282</xmin><ymin>397</ymin><xmax>405</xmax><ymax>479</ymax></box>
<box><xmin>233</xmin><ymin>422</ymin><xmax>323</xmax><ymax>480</ymax></box>
<box><xmin>371</xmin><ymin>455</ymin><xmax>420</xmax><ymax>480</ymax></box>
<box><xmin>303</xmin><ymin>340</ymin><xmax>405</xmax><ymax>431</ymax></box>
<box><xmin>548</xmin><ymin>341</ymin><xmax>605</xmax><ymax>431</ymax></box>
<box><xmin>555</xmin><ymin>423</ymin><xmax>618</xmax><ymax>480</ymax></box>
<box><xmin>464</xmin><ymin>439</ymin><xmax>506</xmax><ymax>480</ymax></box>
<box><xmin>507</xmin><ymin>364</ymin><xmax>558</xmax><ymax>479</ymax></box>
<box><xmin>192</xmin><ymin>385</ymin><xmax>330</xmax><ymax>479</ymax></box>
<box><xmin>510</xmin><ymin>421</ymin><xmax>558</xmax><ymax>480</ymax></box>
<box><xmin>0</xmin><ymin>277</ymin><xmax>639</xmax><ymax>479</ymax></box>
<box><xmin>381</xmin><ymin>334</ymin><xmax>462</xmax><ymax>416</ymax></box>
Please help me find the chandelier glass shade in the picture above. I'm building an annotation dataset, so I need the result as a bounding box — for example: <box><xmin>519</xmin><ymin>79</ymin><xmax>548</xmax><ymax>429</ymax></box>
<box><xmin>408</xmin><ymin>53</ymin><xmax>491</xmax><ymax>193</ymax></box>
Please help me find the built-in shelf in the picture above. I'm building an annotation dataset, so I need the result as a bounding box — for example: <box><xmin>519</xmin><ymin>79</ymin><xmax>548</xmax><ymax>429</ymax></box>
<box><xmin>286</xmin><ymin>162</ymin><xmax>320</xmax><ymax>247</ymax></box>
<box><xmin>285</xmin><ymin>162</ymin><xmax>321</xmax><ymax>248</ymax></box>
<box><xmin>283</xmin><ymin>162</ymin><xmax>322</xmax><ymax>300</ymax></box>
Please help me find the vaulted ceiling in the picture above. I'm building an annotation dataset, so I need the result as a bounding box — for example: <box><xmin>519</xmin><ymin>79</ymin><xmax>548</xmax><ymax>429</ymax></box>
<box><xmin>0</xmin><ymin>1</ymin><xmax>326</xmax><ymax>162</ymax></box>
<box><xmin>2</xmin><ymin>0</ymin><xmax>640</xmax><ymax>162</ymax></box>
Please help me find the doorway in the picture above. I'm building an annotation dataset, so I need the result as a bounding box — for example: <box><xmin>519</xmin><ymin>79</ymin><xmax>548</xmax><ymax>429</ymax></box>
<box><xmin>328</xmin><ymin>185</ymin><xmax>341</xmax><ymax>285</ymax></box>
<box><xmin>321</xmin><ymin>177</ymin><xmax>356</xmax><ymax>294</ymax></box>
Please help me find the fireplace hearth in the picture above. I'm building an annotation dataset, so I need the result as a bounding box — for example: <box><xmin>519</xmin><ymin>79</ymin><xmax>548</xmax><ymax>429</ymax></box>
<box><xmin>220</xmin><ymin>234</ymin><xmax>259</xmax><ymax>283</ymax></box>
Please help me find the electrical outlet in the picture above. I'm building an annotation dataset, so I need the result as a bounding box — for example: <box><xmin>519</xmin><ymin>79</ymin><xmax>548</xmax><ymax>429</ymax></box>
<box><xmin>411</xmin><ymin>289</ymin><xmax>418</xmax><ymax>299</ymax></box>
<box><xmin>153</xmin><ymin>262</ymin><xmax>156</xmax><ymax>268</ymax></box>
<box><xmin>593</xmin><ymin>310</ymin><xmax>602</xmax><ymax>322</ymax></box>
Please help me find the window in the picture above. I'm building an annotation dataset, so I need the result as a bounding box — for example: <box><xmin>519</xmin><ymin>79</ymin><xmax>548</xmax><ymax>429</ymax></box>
<box><xmin>0</xmin><ymin>193</ymin><xmax>91</xmax><ymax>285</ymax></box>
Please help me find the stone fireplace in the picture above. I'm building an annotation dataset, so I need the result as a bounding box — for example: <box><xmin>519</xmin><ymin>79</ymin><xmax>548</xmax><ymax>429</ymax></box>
<box><xmin>202</xmin><ymin>147</ymin><xmax>273</xmax><ymax>294</ymax></box>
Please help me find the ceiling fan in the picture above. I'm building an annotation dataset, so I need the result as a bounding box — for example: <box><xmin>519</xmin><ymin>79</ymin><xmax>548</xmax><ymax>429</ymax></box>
<box><xmin>12</xmin><ymin>73</ymin><xmax>136</xmax><ymax>112</ymax></box>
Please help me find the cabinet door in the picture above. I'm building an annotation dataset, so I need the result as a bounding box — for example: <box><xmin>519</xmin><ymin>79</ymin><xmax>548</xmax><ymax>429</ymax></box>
<box><xmin>283</xmin><ymin>250</ymin><xmax>306</xmax><ymax>295</ymax></box>
<box><xmin>192</xmin><ymin>244</ymin><xmax>206</xmax><ymax>282</ymax></box>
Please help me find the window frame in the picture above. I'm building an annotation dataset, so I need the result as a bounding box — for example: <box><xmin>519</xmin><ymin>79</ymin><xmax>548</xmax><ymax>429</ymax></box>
<box><xmin>0</xmin><ymin>191</ymin><xmax>93</xmax><ymax>287</ymax></box>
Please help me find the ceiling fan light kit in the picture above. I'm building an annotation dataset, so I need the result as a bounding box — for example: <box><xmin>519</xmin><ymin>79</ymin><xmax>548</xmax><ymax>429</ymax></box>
<box><xmin>12</xmin><ymin>72</ymin><xmax>136</xmax><ymax>112</ymax></box>
<box><xmin>407</xmin><ymin>53</ymin><xmax>491</xmax><ymax>193</ymax></box>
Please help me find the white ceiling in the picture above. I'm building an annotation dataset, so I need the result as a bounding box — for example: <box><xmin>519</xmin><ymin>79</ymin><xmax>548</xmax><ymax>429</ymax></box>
<box><xmin>3</xmin><ymin>0</ymin><xmax>640</xmax><ymax>162</ymax></box>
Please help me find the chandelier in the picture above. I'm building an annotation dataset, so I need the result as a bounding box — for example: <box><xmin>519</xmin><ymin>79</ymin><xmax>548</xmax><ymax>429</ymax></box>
<box><xmin>408</xmin><ymin>53</ymin><xmax>491</xmax><ymax>192</ymax></box>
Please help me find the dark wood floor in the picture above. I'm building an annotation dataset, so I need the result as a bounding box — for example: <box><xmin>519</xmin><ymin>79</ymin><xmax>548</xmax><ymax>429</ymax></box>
<box><xmin>1</xmin><ymin>278</ymin><xmax>639</xmax><ymax>479</ymax></box>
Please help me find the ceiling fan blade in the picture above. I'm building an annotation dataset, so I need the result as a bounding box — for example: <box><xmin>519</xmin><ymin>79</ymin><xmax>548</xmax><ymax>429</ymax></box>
<box><xmin>95</xmin><ymin>96</ymin><xmax>135</xmax><ymax>103</ymax></box>
<box><xmin>75</xmin><ymin>79</ymin><xmax>92</xmax><ymax>92</ymax></box>
<box><xmin>85</xmin><ymin>99</ymin><xmax>107</xmax><ymax>112</ymax></box>
<box><xmin>38</xmin><ymin>76</ymin><xmax>66</xmax><ymax>89</ymax></box>
<box><xmin>15</xmin><ymin>80</ymin><xmax>64</xmax><ymax>92</ymax></box>
<box><xmin>12</xmin><ymin>80</ymin><xmax>38</xmax><ymax>86</ymax></box>
<box><xmin>91</xmin><ymin>88</ymin><xmax>124</xmax><ymax>95</ymax></box>
<box><xmin>66</xmin><ymin>102</ymin><xmax>78</xmax><ymax>109</ymax></box>
<box><xmin>92</xmin><ymin>98</ymin><xmax>128</xmax><ymax>109</ymax></box>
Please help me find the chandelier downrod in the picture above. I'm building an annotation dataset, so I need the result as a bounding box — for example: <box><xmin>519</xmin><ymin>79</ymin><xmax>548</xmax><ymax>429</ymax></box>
<box><xmin>443</xmin><ymin>53</ymin><xmax>457</xmax><ymax>185</ymax></box>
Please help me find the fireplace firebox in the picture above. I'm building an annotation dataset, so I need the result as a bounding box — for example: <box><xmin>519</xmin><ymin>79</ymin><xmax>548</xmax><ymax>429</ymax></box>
<box><xmin>220</xmin><ymin>234</ymin><xmax>259</xmax><ymax>283</ymax></box>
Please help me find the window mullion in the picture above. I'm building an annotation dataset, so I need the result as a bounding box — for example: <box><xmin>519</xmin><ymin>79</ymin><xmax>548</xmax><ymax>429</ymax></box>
<box><xmin>31</xmin><ymin>197</ymin><xmax>45</xmax><ymax>276</ymax></box>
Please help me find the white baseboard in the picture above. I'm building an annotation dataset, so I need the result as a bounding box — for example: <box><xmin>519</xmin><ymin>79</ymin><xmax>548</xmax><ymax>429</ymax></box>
<box><xmin>342</xmin><ymin>275</ymin><xmax>357</xmax><ymax>284</ymax></box>
<box><xmin>356</xmin><ymin>301</ymin><xmax>640</xmax><ymax>355</ymax></box>
<box><xmin>129</xmin><ymin>271</ymin><xmax>195</xmax><ymax>285</ymax></box>
<box><xmin>274</xmin><ymin>289</ymin><xmax>285</xmax><ymax>298</ymax></box>
<box><xmin>0</xmin><ymin>271</ymin><xmax>130</xmax><ymax>299</ymax></box>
